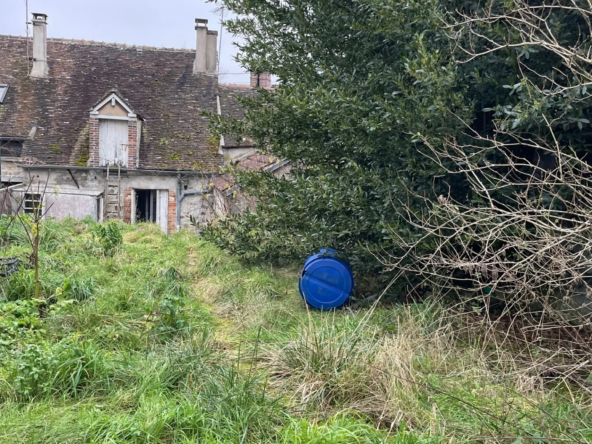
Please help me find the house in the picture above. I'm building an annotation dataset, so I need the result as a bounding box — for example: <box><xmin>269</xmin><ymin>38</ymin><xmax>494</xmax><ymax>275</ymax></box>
<box><xmin>0</xmin><ymin>13</ymin><xmax>282</xmax><ymax>232</ymax></box>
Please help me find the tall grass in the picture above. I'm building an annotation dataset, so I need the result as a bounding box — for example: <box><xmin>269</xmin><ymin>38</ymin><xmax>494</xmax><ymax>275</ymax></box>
<box><xmin>0</xmin><ymin>219</ymin><xmax>590</xmax><ymax>443</ymax></box>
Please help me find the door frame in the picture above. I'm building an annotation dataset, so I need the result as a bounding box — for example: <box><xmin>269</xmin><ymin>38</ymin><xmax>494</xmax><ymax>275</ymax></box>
<box><xmin>130</xmin><ymin>188</ymin><xmax>168</xmax><ymax>234</ymax></box>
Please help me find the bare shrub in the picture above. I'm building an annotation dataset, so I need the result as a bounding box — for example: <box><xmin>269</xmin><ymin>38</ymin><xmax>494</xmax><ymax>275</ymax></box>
<box><xmin>381</xmin><ymin>0</ymin><xmax>592</xmax><ymax>391</ymax></box>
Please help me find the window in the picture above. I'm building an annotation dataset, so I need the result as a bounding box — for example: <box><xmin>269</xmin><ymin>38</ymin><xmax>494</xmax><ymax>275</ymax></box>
<box><xmin>0</xmin><ymin>84</ymin><xmax>8</xmax><ymax>103</ymax></box>
<box><xmin>24</xmin><ymin>193</ymin><xmax>43</xmax><ymax>218</ymax></box>
<box><xmin>0</xmin><ymin>138</ymin><xmax>23</xmax><ymax>157</ymax></box>
<box><xmin>90</xmin><ymin>92</ymin><xmax>137</xmax><ymax>167</ymax></box>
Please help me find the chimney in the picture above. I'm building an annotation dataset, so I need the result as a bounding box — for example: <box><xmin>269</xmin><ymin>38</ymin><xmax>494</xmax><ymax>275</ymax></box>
<box><xmin>250</xmin><ymin>72</ymin><xmax>272</xmax><ymax>89</ymax></box>
<box><xmin>193</xmin><ymin>18</ymin><xmax>208</xmax><ymax>75</ymax></box>
<box><xmin>30</xmin><ymin>13</ymin><xmax>49</xmax><ymax>78</ymax></box>
<box><xmin>206</xmin><ymin>30</ymin><xmax>218</xmax><ymax>74</ymax></box>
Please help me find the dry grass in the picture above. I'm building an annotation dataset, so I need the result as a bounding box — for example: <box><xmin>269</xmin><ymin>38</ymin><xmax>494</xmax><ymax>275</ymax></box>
<box><xmin>260</xmin><ymin>301</ymin><xmax>592</xmax><ymax>441</ymax></box>
<box><xmin>265</xmin><ymin>310</ymin><xmax>379</xmax><ymax>409</ymax></box>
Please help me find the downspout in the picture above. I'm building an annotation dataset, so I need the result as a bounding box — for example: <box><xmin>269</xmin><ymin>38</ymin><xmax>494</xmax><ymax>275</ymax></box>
<box><xmin>176</xmin><ymin>174</ymin><xmax>211</xmax><ymax>230</ymax></box>
<box><xmin>216</xmin><ymin>94</ymin><xmax>225</xmax><ymax>156</ymax></box>
<box><xmin>176</xmin><ymin>174</ymin><xmax>181</xmax><ymax>231</ymax></box>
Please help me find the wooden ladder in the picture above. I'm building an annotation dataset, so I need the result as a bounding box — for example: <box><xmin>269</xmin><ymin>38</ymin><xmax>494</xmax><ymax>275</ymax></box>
<box><xmin>104</xmin><ymin>165</ymin><xmax>122</xmax><ymax>221</ymax></box>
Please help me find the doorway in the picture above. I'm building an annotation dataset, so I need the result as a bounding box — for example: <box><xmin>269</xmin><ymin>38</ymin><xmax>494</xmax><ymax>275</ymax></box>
<box><xmin>133</xmin><ymin>189</ymin><xmax>169</xmax><ymax>234</ymax></box>
<box><xmin>135</xmin><ymin>189</ymin><xmax>157</xmax><ymax>222</ymax></box>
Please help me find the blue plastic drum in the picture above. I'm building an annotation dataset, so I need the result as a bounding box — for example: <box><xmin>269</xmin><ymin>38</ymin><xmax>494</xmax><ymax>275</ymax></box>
<box><xmin>299</xmin><ymin>249</ymin><xmax>354</xmax><ymax>309</ymax></box>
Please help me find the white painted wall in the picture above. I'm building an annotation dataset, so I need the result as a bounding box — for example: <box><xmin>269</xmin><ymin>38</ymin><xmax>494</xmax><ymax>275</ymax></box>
<box><xmin>45</xmin><ymin>192</ymin><xmax>99</xmax><ymax>221</ymax></box>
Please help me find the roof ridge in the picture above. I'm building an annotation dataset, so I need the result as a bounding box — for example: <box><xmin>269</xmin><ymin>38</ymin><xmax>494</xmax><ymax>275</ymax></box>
<box><xmin>0</xmin><ymin>34</ymin><xmax>195</xmax><ymax>53</ymax></box>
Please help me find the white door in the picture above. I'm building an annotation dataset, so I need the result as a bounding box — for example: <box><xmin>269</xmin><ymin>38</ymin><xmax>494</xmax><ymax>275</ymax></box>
<box><xmin>99</xmin><ymin>119</ymin><xmax>128</xmax><ymax>167</ymax></box>
<box><xmin>157</xmin><ymin>190</ymin><xmax>169</xmax><ymax>235</ymax></box>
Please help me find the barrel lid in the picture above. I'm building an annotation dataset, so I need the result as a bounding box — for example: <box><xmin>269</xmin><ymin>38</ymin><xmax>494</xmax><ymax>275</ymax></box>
<box><xmin>299</xmin><ymin>253</ymin><xmax>353</xmax><ymax>309</ymax></box>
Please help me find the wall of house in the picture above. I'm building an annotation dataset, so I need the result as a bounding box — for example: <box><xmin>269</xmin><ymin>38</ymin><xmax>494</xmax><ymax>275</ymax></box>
<box><xmin>0</xmin><ymin>158</ymin><xmax>23</xmax><ymax>183</ymax></box>
<box><xmin>45</xmin><ymin>193</ymin><xmax>100</xmax><ymax>220</ymax></box>
<box><xmin>117</xmin><ymin>174</ymin><xmax>211</xmax><ymax>230</ymax></box>
<box><xmin>180</xmin><ymin>188</ymin><xmax>216</xmax><ymax>229</ymax></box>
<box><xmin>222</xmin><ymin>147</ymin><xmax>255</xmax><ymax>164</ymax></box>
<box><xmin>2</xmin><ymin>164</ymin><xmax>284</xmax><ymax>231</ymax></box>
<box><xmin>13</xmin><ymin>168</ymin><xmax>219</xmax><ymax>231</ymax></box>
<box><xmin>211</xmin><ymin>162</ymin><xmax>291</xmax><ymax>218</ymax></box>
<box><xmin>97</xmin><ymin>101</ymin><xmax>128</xmax><ymax>117</ymax></box>
<box><xmin>5</xmin><ymin>168</ymin><xmax>104</xmax><ymax>221</ymax></box>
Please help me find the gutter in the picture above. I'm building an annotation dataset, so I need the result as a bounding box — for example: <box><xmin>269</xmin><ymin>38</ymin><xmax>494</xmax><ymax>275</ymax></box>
<box><xmin>265</xmin><ymin>159</ymin><xmax>291</xmax><ymax>173</ymax></box>
<box><xmin>216</xmin><ymin>94</ymin><xmax>225</xmax><ymax>151</ymax></box>
<box><xmin>17</xmin><ymin>164</ymin><xmax>218</xmax><ymax>175</ymax></box>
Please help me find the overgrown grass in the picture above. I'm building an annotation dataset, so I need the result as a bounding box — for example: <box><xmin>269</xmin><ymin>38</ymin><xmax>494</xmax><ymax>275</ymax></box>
<box><xmin>0</xmin><ymin>216</ymin><xmax>590</xmax><ymax>443</ymax></box>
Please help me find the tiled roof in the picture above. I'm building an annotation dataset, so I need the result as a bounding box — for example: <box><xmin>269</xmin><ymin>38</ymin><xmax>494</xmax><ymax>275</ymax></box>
<box><xmin>218</xmin><ymin>84</ymin><xmax>257</xmax><ymax>148</ymax></box>
<box><xmin>0</xmin><ymin>35</ymin><xmax>223</xmax><ymax>170</ymax></box>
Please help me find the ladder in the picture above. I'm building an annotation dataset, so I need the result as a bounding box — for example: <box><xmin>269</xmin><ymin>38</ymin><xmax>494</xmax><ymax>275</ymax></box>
<box><xmin>104</xmin><ymin>165</ymin><xmax>122</xmax><ymax>221</ymax></box>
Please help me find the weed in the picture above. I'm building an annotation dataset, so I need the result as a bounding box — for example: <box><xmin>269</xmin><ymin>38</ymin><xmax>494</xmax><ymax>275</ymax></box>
<box><xmin>2</xmin><ymin>338</ymin><xmax>108</xmax><ymax>401</ymax></box>
<box><xmin>280</xmin><ymin>416</ymin><xmax>432</xmax><ymax>443</ymax></box>
<box><xmin>267</xmin><ymin>312</ymin><xmax>378</xmax><ymax>409</ymax></box>
<box><xmin>61</xmin><ymin>276</ymin><xmax>96</xmax><ymax>301</ymax></box>
<box><xmin>1</xmin><ymin>268</ymin><xmax>37</xmax><ymax>300</ymax></box>
<box><xmin>0</xmin><ymin>300</ymin><xmax>43</xmax><ymax>353</ymax></box>
<box><xmin>92</xmin><ymin>221</ymin><xmax>123</xmax><ymax>256</ymax></box>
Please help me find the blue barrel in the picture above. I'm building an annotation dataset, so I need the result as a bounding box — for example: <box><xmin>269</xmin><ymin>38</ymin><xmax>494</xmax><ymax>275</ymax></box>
<box><xmin>299</xmin><ymin>249</ymin><xmax>354</xmax><ymax>309</ymax></box>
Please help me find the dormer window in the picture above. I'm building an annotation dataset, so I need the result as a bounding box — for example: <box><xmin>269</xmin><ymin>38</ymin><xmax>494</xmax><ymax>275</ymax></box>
<box><xmin>0</xmin><ymin>84</ymin><xmax>8</xmax><ymax>103</ymax></box>
<box><xmin>88</xmin><ymin>91</ymin><xmax>141</xmax><ymax>169</ymax></box>
<box><xmin>0</xmin><ymin>137</ymin><xmax>24</xmax><ymax>157</ymax></box>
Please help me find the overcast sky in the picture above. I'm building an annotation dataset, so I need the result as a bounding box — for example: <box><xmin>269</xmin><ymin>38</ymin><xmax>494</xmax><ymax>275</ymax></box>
<box><xmin>0</xmin><ymin>0</ymin><xmax>248</xmax><ymax>84</ymax></box>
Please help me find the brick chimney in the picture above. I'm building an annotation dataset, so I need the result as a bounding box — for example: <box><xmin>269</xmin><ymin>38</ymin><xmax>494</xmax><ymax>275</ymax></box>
<box><xmin>193</xmin><ymin>18</ymin><xmax>208</xmax><ymax>75</ymax></box>
<box><xmin>250</xmin><ymin>72</ymin><xmax>272</xmax><ymax>89</ymax></box>
<box><xmin>30</xmin><ymin>13</ymin><xmax>49</xmax><ymax>78</ymax></box>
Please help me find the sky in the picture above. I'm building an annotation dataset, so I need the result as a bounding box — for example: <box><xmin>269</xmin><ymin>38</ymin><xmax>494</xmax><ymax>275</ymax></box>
<box><xmin>0</xmin><ymin>0</ymin><xmax>248</xmax><ymax>84</ymax></box>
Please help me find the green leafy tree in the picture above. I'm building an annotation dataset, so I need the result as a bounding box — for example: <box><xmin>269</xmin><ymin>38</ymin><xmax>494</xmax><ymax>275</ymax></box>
<box><xmin>205</xmin><ymin>0</ymin><xmax>473</xmax><ymax>280</ymax></box>
<box><xmin>206</xmin><ymin>0</ymin><xmax>592</xmax><ymax>303</ymax></box>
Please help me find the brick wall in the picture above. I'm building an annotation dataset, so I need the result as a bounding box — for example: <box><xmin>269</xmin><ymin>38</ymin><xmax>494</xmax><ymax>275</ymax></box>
<box><xmin>88</xmin><ymin>117</ymin><xmax>99</xmax><ymax>166</ymax></box>
<box><xmin>250</xmin><ymin>72</ymin><xmax>272</xmax><ymax>89</ymax></box>
<box><xmin>168</xmin><ymin>190</ymin><xmax>177</xmax><ymax>234</ymax></box>
<box><xmin>127</xmin><ymin>120</ymin><xmax>138</xmax><ymax>169</ymax></box>
<box><xmin>123</xmin><ymin>187</ymin><xmax>132</xmax><ymax>223</ymax></box>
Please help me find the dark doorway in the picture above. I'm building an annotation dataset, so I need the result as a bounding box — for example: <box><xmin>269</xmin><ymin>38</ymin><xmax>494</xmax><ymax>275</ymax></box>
<box><xmin>135</xmin><ymin>189</ymin><xmax>157</xmax><ymax>222</ymax></box>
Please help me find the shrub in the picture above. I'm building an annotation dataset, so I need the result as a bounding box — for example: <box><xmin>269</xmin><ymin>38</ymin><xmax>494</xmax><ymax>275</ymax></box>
<box><xmin>92</xmin><ymin>221</ymin><xmax>123</xmax><ymax>256</ymax></box>
<box><xmin>205</xmin><ymin>0</ymin><xmax>471</xmax><ymax>280</ymax></box>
